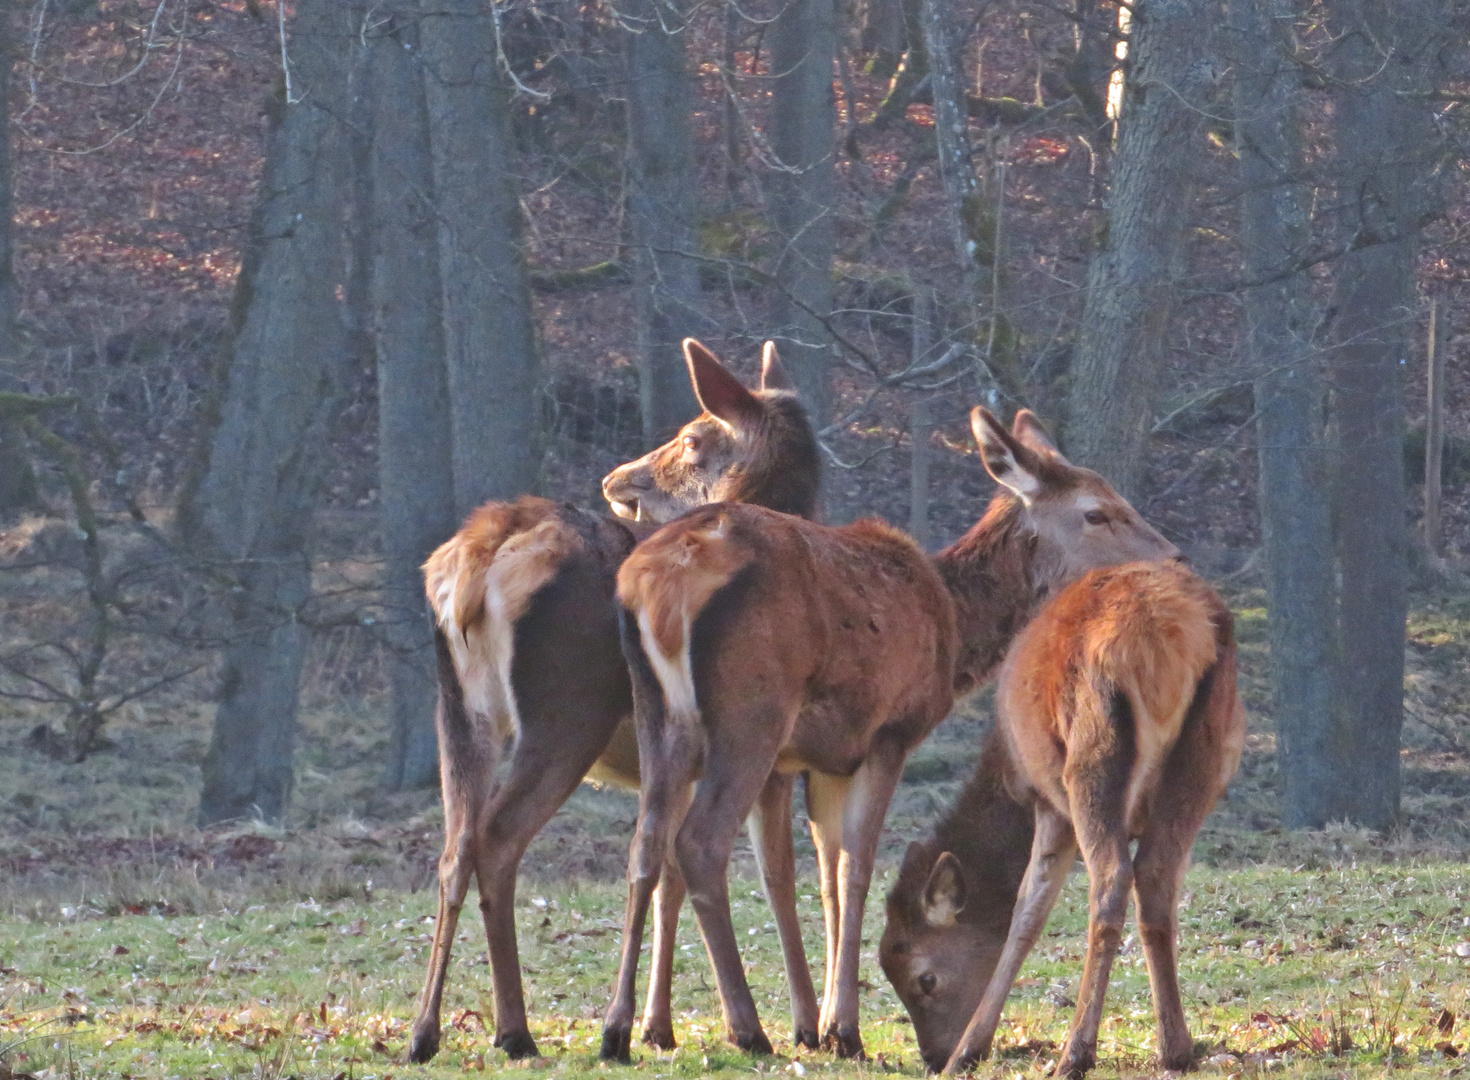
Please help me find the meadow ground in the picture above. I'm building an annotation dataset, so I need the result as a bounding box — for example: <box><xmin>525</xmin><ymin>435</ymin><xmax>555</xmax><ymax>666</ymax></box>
<box><xmin>5</xmin><ymin>582</ymin><xmax>1470</xmax><ymax>1079</ymax></box>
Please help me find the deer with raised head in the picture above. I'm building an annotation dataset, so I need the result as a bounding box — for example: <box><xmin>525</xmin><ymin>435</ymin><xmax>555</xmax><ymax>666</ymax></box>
<box><xmin>605</xmin><ymin>407</ymin><xmax>1180</xmax><ymax>1060</ymax></box>
<box><xmin>409</xmin><ymin>340</ymin><xmax>823</xmax><ymax>1063</ymax></box>
<box><xmin>879</xmin><ymin>567</ymin><xmax>1245</xmax><ymax>1077</ymax></box>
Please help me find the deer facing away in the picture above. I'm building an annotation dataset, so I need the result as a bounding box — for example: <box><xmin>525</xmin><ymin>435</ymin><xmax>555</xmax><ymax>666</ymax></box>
<box><xmin>606</xmin><ymin>407</ymin><xmax>1180</xmax><ymax>1060</ymax></box>
<box><xmin>879</xmin><ymin>560</ymin><xmax>1245</xmax><ymax>1077</ymax></box>
<box><xmin>409</xmin><ymin>340</ymin><xmax>822</xmax><ymax>1063</ymax></box>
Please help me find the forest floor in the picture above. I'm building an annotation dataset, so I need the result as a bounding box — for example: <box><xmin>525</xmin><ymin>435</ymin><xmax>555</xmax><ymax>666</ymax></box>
<box><xmin>5</xmin><ymin>576</ymin><xmax>1470</xmax><ymax>1078</ymax></box>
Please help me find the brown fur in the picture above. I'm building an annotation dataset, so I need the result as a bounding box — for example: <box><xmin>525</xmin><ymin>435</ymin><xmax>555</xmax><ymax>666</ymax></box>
<box><xmin>604</xmin><ymin>407</ymin><xmax>1181</xmax><ymax>1062</ymax></box>
<box><xmin>882</xmin><ymin>560</ymin><xmax>1245</xmax><ymax>1078</ymax></box>
<box><xmin>407</xmin><ymin>342</ymin><xmax>822</xmax><ymax>1066</ymax></box>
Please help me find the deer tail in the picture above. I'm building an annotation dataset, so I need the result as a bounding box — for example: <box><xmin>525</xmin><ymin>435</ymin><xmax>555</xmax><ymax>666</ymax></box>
<box><xmin>423</xmin><ymin>498</ymin><xmax>585</xmax><ymax>745</ymax></box>
<box><xmin>616</xmin><ymin>510</ymin><xmax>754</xmax><ymax>724</ymax></box>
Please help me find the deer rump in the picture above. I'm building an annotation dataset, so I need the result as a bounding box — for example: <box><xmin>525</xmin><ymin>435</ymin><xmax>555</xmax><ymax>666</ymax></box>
<box><xmin>617</xmin><ymin>502</ymin><xmax>956</xmax><ymax>772</ymax></box>
<box><xmin>999</xmin><ymin>561</ymin><xmax>1242</xmax><ymax>835</ymax></box>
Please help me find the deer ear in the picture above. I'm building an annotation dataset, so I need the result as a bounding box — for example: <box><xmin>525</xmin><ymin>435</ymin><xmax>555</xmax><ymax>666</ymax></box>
<box><xmin>1010</xmin><ymin>409</ymin><xmax>1069</xmax><ymax>464</ymax></box>
<box><xmin>972</xmin><ymin>406</ymin><xmax>1043</xmax><ymax>505</ymax></box>
<box><xmin>922</xmin><ymin>852</ymin><xmax>966</xmax><ymax>928</ymax></box>
<box><xmin>685</xmin><ymin>339</ymin><xmax>764</xmax><ymax>429</ymax></box>
<box><xmin>760</xmin><ymin>341</ymin><xmax>795</xmax><ymax>393</ymax></box>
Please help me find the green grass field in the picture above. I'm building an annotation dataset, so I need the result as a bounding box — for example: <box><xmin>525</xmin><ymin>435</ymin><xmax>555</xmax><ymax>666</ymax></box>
<box><xmin>5</xmin><ymin>861</ymin><xmax>1470</xmax><ymax>1079</ymax></box>
<box><xmin>6</xmin><ymin>585</ymin><xmax>1470</xmax><ymax>1078</ymax></box>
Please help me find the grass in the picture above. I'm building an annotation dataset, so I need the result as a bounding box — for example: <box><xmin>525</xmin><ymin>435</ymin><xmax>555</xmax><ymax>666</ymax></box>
<box><xmin>5</xmin><ymin>863</ymin><xmax>1470</xmax><ymax>1078</ymax></box>
<box><xmin>5</xmin><ymin>579</ymin><xmax>1470</xmax><ymax>1078</ymax></box>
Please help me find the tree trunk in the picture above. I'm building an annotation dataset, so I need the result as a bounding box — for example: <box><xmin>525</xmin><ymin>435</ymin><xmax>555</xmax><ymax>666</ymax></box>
<box><xmin>191</xmin><ymin>0</ymin><xmax>352</xmax><ymax>826</ymax></box>
<box><xmin>769</xmin><ymin>0</ymin><xmax>836</xmax><ymax>423</ymax></box>
<box><xmin>419</xmin><ymin>0</ymin><xmax>541</xmax><ymax>516</ymax></box>
<box><xmin>1064</xmin><ymin>0</ymin><xmax>1210</xmax><ymax>501</ymax></box>
<box><xmin>1231</xmin><ymin>0</ymin><xmax>1342</xmax><ymax>828</ymax></box>
<box><xmin>370</xmin><ymin>4</ymin><xmax>456</xmax><ymax>790</ymax></box>
<box><xmin>1325</xmin><ymin>0</ymin><xmax>1443</xmax><ymax>829</ymax></box>
<box><xmin>626</xmin><ymin>0</ymin><xmax>700</xmax><ymax>444</ymax></box>
<box><xmin>0</xmin><ymin>0</ymin><xmax>18</xmax><ymax>357</ymax></box>
<box><xmin>919</xmin><ymin>0</ymin><xmax>981</xmax><ymax>283</ymax></box>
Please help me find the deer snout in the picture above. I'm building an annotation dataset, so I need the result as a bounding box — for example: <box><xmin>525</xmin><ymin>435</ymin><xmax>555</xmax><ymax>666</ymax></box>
<box><xmin>602</xmin><ymin>464</ymin><xmax>653</xmax><ymax>520</ymax></box>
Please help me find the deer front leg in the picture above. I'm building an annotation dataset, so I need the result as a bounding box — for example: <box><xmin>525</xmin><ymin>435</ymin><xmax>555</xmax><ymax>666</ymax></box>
<box><xmin>806</xmin><ymin>771</ymin><xmax>851</xmax><ymax>1040</ymax></box>
<box><xmin>750</xmin><ymin>771</ymin><xmax>821</xmax><ymax>1049</ymax></box>
<box><xmin>825</xmin><ymin>746</ymin><xmax>906</xmax><ymax>1059</ymax></box>
<box><xmin>944</xmin><ymin>805</ymin><xmax>1077</xmax><ymax>1075</ymax></box>
<box><xmin>640</xmin><ymin>834</ymin><xmax>690</xmax><ymax>1050</ymax></box>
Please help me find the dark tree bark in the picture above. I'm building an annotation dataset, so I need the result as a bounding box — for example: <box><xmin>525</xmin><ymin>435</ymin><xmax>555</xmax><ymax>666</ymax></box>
<box><xmin>1065</xmin><ymin>0</ymin><xmax>1211</xmax><ymax>501</ymax></box>
<box><xmin>370</xmin><ymin>5</ymin><xmax>456</xmax><ymax>790</ymax></box>
<box><xmin>419</xmin><ymin>0</ymin><xmax>541</xmax><ymax>515</ymax></box>
<box><xmin>919</xmin><ymin>0</ymin><xmax>981</xmax><ymax>284</ymax></box>
<box><xmin>626</xmin><ymin>0</ymin><xmax>700</xmax><ymax>443</ymax></box>
<box><xmin>1325</xmin><ymin>0</ymin><xmax>1444</xmax><ymax>829</ymax></box>
<box><xmin>1231</xmin><ymin>0</ymin><xmax>1342</xmax><ymax>828</ymax></box>
<box><xmin>191</xmin><ymin>0</ymin><xmax>353</xmax><ymax>826</ymax></box>
<box><xmin>0</xmin><ymin>0</ymin><xmax>18</xmax><ymax>357</ymax></box>
<box><xmin>769</xmin><ymin>0</ymin><xmax>836</xmax><ymax>423</ymax></box>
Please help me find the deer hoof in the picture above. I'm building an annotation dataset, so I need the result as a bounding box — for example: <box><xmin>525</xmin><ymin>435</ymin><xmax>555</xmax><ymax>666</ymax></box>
<box><xmin>407</xmin><ymin>1024</ymin><xmax>441</xmax><ymax>1064</ymax></box>
<box><xmin>642</xmin><ymin>1023</ymin><xmax>677</xmax><ymax>1051</ymax></box>
<box><xmin>826</xmin><ymin>1025</ymin><xmax>866</xmax><ymax>1060</ymax></box>
<box><xmin>734</xmin><ymin>1029</ymin><xmax>774</xmax><ymax>1055</ymax></box>
<box><xmin>1054</xmin><ymin>1047</ymin><xmax>1096</xmax><ymax>1079</ymax></box>
<box><xmin>496</xmin><ymin>1029</ymin><xmax>539</xmax><ymax>1060</ymax></box>
<box><xmin>601</xmin><ymin>1024</ymin><xmax>634</xmax><ymax>1063</ymax></box>
<box><xmin>793</xmin><ymin>1026</ymin><xmax>820</xmax><ymax>1050</ymax></box>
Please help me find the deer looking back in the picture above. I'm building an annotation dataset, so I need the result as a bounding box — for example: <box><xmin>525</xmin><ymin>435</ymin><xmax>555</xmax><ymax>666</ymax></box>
<box><xmin>880</xmin><ymin>561</ymin><xmax>1245</xmax><ymax>1077</ymax></box>
<box><xmin>605</xmin><ymin>408</ymin><xmax>1179</xmax><ymax>1061</ymax></box>
<box><xmin>408</xmin><ymin>340</ymin><xmax>820</xmax><ymax>1064</ymax></box>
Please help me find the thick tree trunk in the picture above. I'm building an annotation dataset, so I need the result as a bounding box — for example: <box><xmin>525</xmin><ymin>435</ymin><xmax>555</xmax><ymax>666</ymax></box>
<box><xmin>769</xmin><ymin>0</ymin><xmax>836</xmax><ymax>423</ymax></box>
<box><xmin>918</xmin><ymin>0</ymin><xmax>980</xmax><ymax>283</ymax></box>
<box><xmin>626</xmin><ymin>0</ymin><xmax>700</xmax><ymax>443</ymax></box>
<box><xmin>0</xmin><ymin>0</ymin><xmax>17</xmax><ymax>357</ymax></box>
<box><xmin>192</xmin><ymin>0</ymin><xmax>352</xmax><ymax>826</ymax></box>
<box><xmin>419</xmin><ymin>0</ymin><xmax>541</xmax><ymax>515</ymax></box>
<box><xmin>1325</xmin><ymin>0</ymin><xmax>1442</xmax><ymax>829</ymax></box>
<box><xmin>1231</xmin><ymin>0</ymin><xmax>1342</xmax><ymax>828</ymax></box>
<box><xmin>1064</xmin><ymin>0</ymin><xmax>1210</xmax><ymax>501</ymax></box>
<box><xmin>370</xmin><ymin>5</ymin><xmax>456</xmax><ymax>790</ymax></box>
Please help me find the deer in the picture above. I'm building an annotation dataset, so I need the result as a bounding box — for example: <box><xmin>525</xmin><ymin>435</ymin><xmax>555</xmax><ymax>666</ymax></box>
<box><xmin>604</xmin><ymin>406</ymin><xmax>1181</xmax><ymax>1061</ymax></box>
<box><xmin>409</xmin><ymin>339</ymin><xmax>824</xmax><ymax>1064</ymax></box>
<box><xmin>879</xmin><ymin>565</ymin><xmax>1246</xmax><ymax>1078</ymax></box>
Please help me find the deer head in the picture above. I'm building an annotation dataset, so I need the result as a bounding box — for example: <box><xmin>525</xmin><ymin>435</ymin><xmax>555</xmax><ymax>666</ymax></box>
<box><xmin>602</xmin><ymin>339</ymin><xmax>819</xmax><ymax>523</ymax></box>
<box><xmin>971</xmin><ymin>406</ymin><xmax>1180</xmax><ymax>591</ymax></box>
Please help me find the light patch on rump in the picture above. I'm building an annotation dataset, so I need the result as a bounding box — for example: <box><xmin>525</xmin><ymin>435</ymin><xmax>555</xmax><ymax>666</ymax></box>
<box><xmin>618</xmin><ymin>511</ymin><xmax>753</xmax><ymax>724</ymax></box>
<box><xmin>423</xmin><ymin>510</ymin><xmax>585</xmax><ymax>744</ymax></box>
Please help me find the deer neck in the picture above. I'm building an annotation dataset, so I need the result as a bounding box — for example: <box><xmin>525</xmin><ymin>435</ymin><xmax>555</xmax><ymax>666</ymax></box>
<box><xmin>715</xmin><ymin>393</ymin><xmax>822</xmax><ymax>520</ymax></box>
<box><xmin>933</xmin><ymin>497</ymin><xmax>1040</xmax><ymax>693</ymax></box>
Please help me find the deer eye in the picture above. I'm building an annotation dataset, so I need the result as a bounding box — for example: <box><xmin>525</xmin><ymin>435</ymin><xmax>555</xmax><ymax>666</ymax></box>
<box><xmin>917</xmin><ymin>972</ymin><xmax>937</xmax><ymax>995</ymax></box>
<box><xmin>681</xmin><ymin>434</ymin><xmax>700</xmax><ymax>453</ymax></box>
<box><xmin>1083</xmin><ymin>509</ymin><xmax>1109</xmax><ymax>526</ymax></box>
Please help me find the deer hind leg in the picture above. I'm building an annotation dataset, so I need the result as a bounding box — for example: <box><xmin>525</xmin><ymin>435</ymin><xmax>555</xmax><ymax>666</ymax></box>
<box><xmin>945</xmin><ymin>803</ymin><xmax>1076</xmax><ymax>1075</ymax></box>
<box><xmin>825</xmin><ymin>740</ymin><xmax>908</xmax><ymax>1060</ymax></box>
<box><xmin>474</xmin><ymin>723</ymin><xmax>616</xmax><ymax>1059</ymax></box>
<box><xmin>1056</xmin><ymin>706</ymin><xmax>1139</xmax><ymax>1080</ymax></box>
<box><xmin>602</xmin><ymin>612</ymin><xmax>701</xmax><ymax>1063</ymax></box>
<box><xmin>410</xmin><ymin>786</ymin><xmax>485</xmax><ymax>1063</ymax></box>
<box><xmin>676</xmin><ymin>710</ymin><xmax>790</xmax><ymax>1056</ymax></box>
<box><xmin>641</xmin><ymin>824</ymin><xmax>690</xmax><ymax>1050</ymax></box>
<box><xmin>806</xmin><ymin>771</ymin><xmax>851</xmax><ymax>1042</ymax></box>
<box><xmin>750</xmin><ymin>771</ymin><xmax>821</xmax><ymax>1050</ymax></box>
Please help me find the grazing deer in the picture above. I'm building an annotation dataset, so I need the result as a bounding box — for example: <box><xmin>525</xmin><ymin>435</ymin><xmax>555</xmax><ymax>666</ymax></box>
<box><xmin>605</xmin><ymin>407</ymin><xmax>1179</xmax><ymax>1060</ymax></box>
<box><xmin>409</xmin><ymin>340</ymin><xmax>822</xmax><ymax>1064</ymax></box>
<box><xmin>880</xmin><ymin>562</ymin><xmax>1245</xmax><ymax>1078</ymax></box>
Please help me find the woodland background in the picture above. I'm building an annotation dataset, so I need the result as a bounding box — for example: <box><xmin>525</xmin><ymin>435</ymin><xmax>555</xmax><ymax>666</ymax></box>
<box><xmin>0</xmin><ymin>0</ymin><xmax>1468</xmax><ymax>876</ymax></box>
